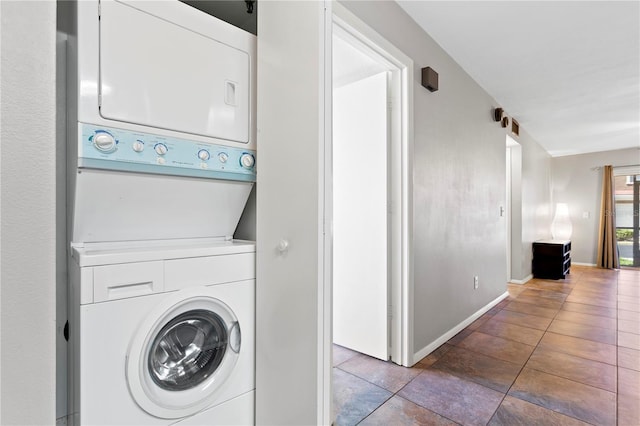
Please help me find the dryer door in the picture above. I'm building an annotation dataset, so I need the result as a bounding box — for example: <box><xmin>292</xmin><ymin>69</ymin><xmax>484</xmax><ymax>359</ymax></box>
<box><xmin>127</xmin><ymin>289</ymin><xmax>241</xmax><ymax>419</ymax></box>
<box><xmin>99</xmin><ymin>0</ymin><xmax>251</xmax><ymax>143</ymax></box>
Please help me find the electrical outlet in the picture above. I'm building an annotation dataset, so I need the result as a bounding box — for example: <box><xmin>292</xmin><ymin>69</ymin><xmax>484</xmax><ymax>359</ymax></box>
<box><xmin>474</xmin><ymin>276</ymin><xmax>479</xmax><ymax>289</ymax></box>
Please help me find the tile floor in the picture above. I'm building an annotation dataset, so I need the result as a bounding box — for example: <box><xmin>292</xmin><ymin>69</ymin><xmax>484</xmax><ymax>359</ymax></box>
<box><xmin>333</xmin><ymin>265</ymin><xmax>640</xmax><ymax>425</ymax></box>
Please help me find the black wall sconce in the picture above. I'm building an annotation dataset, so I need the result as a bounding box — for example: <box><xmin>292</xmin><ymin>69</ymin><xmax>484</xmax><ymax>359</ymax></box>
<box><xmin>421</xmin><ymin>67</ymin><xmax>438</xmax><ymax>92</ymax></box>
<box><xmin>493</xmin><ymin>107</ymin><xmax>510</xmax><ymax>127</ymax></box>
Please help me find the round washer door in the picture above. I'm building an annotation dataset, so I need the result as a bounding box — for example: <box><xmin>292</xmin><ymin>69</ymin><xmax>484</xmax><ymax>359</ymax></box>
<box><xmin>126</xmin><ymin>288</ymin><xmax>241</xmax><ymax>419</ymax></box>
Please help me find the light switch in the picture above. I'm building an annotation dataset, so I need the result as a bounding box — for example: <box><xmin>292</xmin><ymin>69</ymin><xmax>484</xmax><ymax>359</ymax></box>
<box><xmin>582</xmin><ymin>211</ymin><xmax>590</xmax><ymax>219</ymax></box>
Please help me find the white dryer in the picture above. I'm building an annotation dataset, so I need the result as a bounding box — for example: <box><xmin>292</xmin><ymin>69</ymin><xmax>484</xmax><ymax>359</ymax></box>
<box><xmin>68</xmin><ymin>239</ymin><xmax>255</xmax><ymax>425</ymax></box>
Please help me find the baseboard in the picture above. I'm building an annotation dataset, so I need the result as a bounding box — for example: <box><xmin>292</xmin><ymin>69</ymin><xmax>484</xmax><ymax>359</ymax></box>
<box><xmin>571</xmin><ymin>262</ymin><xmax>597</xmax><ymax>267</ymax></box>
<box><xmin>412</xmin><ymin>291</ymin><xmax>509</xmax><ymax>364</ymax></box>
<box><xmin>509</xmin><ymin>274</ymin><xmax>533</xmax><ymax>285</ymax></box>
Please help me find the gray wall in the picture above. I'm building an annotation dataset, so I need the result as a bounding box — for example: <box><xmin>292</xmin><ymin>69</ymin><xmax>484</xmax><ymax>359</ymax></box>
<box><xmin>341</xmin><ymin>1</ymin><xmax>553</xmax><ymax>355</ymax></box>
<box><xmin>551</xmin><ymin>148</ymin><xmax>640</xmax><ymax>264</ymax></box>
<box><xmin>0</xmin><ymin>1</ymin><xmax>57</xmax><ymax>424</ymax></box>
<box><xmin>341</xmin><ymin>1</ymin><xmax>506</xmax><ymax>355</ymax></box>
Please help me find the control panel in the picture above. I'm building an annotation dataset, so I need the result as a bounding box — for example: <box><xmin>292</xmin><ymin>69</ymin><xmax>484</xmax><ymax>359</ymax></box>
<box><xmin>77</xmin><ymin>123</ymin><xmax>256</xmax><ymax>182</ymax></box>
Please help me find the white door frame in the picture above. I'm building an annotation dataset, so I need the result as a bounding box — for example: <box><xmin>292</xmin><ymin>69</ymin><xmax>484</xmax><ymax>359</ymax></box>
<box><xmin>330</xmin><ymin>3</ymin><xmax>414</xmax><ymax>367</ymax></box>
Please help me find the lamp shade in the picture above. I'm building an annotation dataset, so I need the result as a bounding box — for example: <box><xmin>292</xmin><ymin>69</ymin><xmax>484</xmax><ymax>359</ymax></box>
<box><xmin>551</xmin><ymin>203</ymin><xmax>572</xmax><ymax>240</ymax></box>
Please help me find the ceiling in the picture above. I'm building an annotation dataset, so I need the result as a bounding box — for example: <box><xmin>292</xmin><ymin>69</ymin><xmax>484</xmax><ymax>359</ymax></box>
<box><xmin>396</xmin><ymin>1</ymin><xmax>640</xmax><ymax>157</ymax></box>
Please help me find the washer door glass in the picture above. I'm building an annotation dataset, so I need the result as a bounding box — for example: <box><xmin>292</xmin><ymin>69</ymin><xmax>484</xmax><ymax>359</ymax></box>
<box><xmin>127</xmin><ymin>292</ymin><xmax>242</xmax><ymax>419</ymax></box>
<box><xmin>149</xmin><ymin>309</ymin><xmax>229</xmax><ymax>391</ymax></box>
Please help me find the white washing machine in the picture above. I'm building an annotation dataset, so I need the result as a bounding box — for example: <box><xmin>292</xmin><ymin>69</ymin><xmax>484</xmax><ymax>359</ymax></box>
<box><xmin>61</xmin><ymin>1</ymin><xmax>258</xmax><ymax>424</ymax></box>
<box><xmin>68</xmin><ymin>239</ymin><xmax>255</xmax><ymax>425</ymax></box>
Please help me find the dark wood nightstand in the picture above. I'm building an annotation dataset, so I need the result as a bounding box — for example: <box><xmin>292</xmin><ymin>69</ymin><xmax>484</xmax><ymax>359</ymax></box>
<box><xmin>532</xmin><ymin>240</ymin><xmax>571</xmax><ymax>279</ymax></box>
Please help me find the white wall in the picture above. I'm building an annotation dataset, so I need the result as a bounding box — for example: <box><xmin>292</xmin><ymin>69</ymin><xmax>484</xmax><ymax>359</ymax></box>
<box><xmin>0</xmin><ymin>1</ymin><xmax>57</xmax><ymax>424</ymax></box>
<box><xmin>340</xmin><ymin>1</ymin><xmax>552</xmax><ymax>356</ymax></box>
<box><xmin>551</xmin><ymin>147</ymin><xmax>640</xmax><ymax>264</ymax></box>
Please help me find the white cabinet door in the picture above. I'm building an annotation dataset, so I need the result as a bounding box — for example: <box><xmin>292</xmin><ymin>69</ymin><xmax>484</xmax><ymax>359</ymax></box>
<box><xmin>255</xmin><ymin>2</ymin><xmax>331</xmax><ymax>425</ymax></box>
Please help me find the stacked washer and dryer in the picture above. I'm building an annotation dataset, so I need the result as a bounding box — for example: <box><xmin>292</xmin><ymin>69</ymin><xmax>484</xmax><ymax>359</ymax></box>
<box><xmin>65</xmin><ymin>1</ymin><xmax>256</xmax><ymax>424</ymax></box>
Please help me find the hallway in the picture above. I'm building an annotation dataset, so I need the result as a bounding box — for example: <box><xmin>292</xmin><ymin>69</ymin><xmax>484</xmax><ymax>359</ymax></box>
<box><xmin>333</xmin><ymin>265</ymin><xmax>639</xmax><ymax>425</ymax></box>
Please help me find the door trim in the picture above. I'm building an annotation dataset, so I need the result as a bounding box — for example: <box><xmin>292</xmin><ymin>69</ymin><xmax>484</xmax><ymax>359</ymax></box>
<box><xmin>331</xmin><ymin>3</ymin><xmax>414</xmax><ymax>367</ymax></box>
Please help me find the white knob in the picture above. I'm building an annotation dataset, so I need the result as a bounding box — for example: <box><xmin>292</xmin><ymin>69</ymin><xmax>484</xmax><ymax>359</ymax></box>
<box><xmin>154</xmin><ymin>143</ymin><xmax>168</xmax><ymax>156</ymax></box>
<box><xmin>198</xmin><ymin>149</ymin><xmax>210</xmax><ymax>161</ymax></box>
<box><xmin>277</xmin><ymin>239</ymin><xmax>289</xmax><ymax>253</ymax></box>
<box><xmin>93</xmin><ymin>131</ymin><xmax>116</xmax><ymax>152</ymax></box>
<box><xmin>240</xmin><ymin>153</ymin><xmax>255</xmax><ymax>169</ymax></box>
<box><xmin>218</xmin><ymin>152</ymin><xmax>229</xmax><ymax>163</ymax></box>
<box><xmin>132</xmin><ymin>140</ymin><xmax>144</xmax><ymax>152</ymax></box>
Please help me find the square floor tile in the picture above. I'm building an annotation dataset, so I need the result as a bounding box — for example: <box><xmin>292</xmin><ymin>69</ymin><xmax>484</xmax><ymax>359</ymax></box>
<box><xmin>359</xmin><ymin>395</ymin><xmax>457</xmax><ymax>426</ymax></box>
<box><xmin>398</xmin><ymin>369</ymin><xmax>504</xmax><ymax>426</ymax></box>
<box><xmin>618</xmin><ymin>392</ymin><xmax>640</xmax><ymax>426</ymax></box>
<box><xmin>619</xmin><ymin>331</ymin><xmax>640</xmax><ymax>351</ymax></box>
<box><xmin>333</xmin><ymin>344</ymin><xmax>360</xmax><ymax>367</ymax></box>
<box><xmin>547</xmin><ymin>319</ymin><xmax>617</xmax><ymax>345</ymax></box>
<box><xmin>521</xmin><ymin>288</ymin><xmax>569</xmax><ymax>302</ymax></box>
<box><xmin>508</xmin><ymin>368</ymin><xmax>616</xmax><ymax>425</ymax></box>
<box><xmin>338</xmin><ymin>354</ymin><xmax>421</xmax><ymax>393</ymax></box>
<box><xmin>332</xmin><ymin>368</ymin><xmax>392</xmax><ymax>426</ymax></box>
<box><xmin>417</xmin><ymin>343</ymin><xmax>453</xmax><ymax>368</ymax></box>
<box><xmin>458</xmin><ymin>331</ymin><xmax>535</xmax><ymax>366</ymax></box>
<box><xmin>618</xmin><ymin>294</ymin><xmax>640</xmax><ymax>304</ymax></box>
<box><xmin>503</xmin><ymin>301</ymin><xmax>559</xmax><ymax>318</ymax></box>
<box><xmin>618</xmin><ymin>346</ymin><xmax>640</xmax><ymax>371</ymax></box>
<box><xmin>447</xmin><ymin>328</ymin><xmax>474</xmax><ymax>346</ymax></box>
<box><xmin>526</xmin><ymin>347</ymin><xmax>616</xmax><ymax>392</ymax></box>
<box><xmin>432</xmin><ymin>346</ymin><xmax>522</xmax><ymax>393</ymax></box>
<box><xmin>524</xmin><ymin>280</ymin><xmax>574</xmax><ymax>294</ymax></box>
<box><xmin>562</xmin><ymin>301</ymin><xmax>616</xmax><ymax>318</ymax></box>
<box><xmin>565</xmin><ymin>293</ymin><xmax>616</xmax><ymax>309</ymax></box>
<box><xmin>491</xmin><ymin>310</ymin><xmax>553</xmax><ymax>331</ymax></box>
<box><xmin>489</xmin><ymin>395</ymin><xmax>590</xmax><ymax>426</ymax></box>
<box><xmin>513</xmin><ymin>294</ymin><xmax>564</xmax><ymax>310</ymax></box>
<box><xmin>619</xmin><ymin>301</ymin><xmax>640</xmax><ymax>313</ymax></box>
<box><xmin>478</xmin><ymin>318</ymin><xmax>544</xmax><ymax>346</ymax></box>
<box><xmin>619</xmin><ymin>318</ymin><xmax>640</xmax><ymax>334</ymax></box>
<box><xmin>618</xmin><ymin>367</ymin><xmax>640</xmax><ymax>396</ymax></box>
<box><xmin>537</xmin><ymin>332</ymin><xmax>616</xmax><ymax>365</ymax></box>
<box><xmin>619</xmin><ymin>309</ymin><xmax>640</xmax><ymax>322</ymax></box>
<box><xmin>554</xmin><ymin>310</ymin><xmax>617</xmax><ymax>330</ymax></box>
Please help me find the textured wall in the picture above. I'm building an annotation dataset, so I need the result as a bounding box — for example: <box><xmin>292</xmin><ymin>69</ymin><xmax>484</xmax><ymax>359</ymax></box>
<box><xmin>0</xmin><ymin>1</ymin><xmax>57</xmax><ymax>424</ymax></box>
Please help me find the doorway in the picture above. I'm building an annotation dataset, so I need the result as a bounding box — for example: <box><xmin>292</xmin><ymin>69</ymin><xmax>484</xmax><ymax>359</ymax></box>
<box><xmin>614</xmin><ymin>172</ymin><xmax>640</xmax><ymax>268</ymax></box>
<box><xmin>506</xmin><ymin>136</ymin><xmax>523</xmax><ymax>282</ymax></box>
<box><xmin>331</xmin><ymin>2</ymin><xmax>413</xmax><ymax>367</ymax></box>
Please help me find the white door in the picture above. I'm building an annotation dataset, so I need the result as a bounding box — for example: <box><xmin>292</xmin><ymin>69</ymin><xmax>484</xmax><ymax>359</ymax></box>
<box><xmin>333</xmin><ymin>72</ymin><xmax>389</xmax><ymax>361</ymax></box>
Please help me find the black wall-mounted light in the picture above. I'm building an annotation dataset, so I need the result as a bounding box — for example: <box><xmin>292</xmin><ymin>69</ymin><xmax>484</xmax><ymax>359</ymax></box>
<box><xmin>421</xmin><ymin>67</ymin><xmax>439</xmax><ymax>92</ymax></box>
<box><xmin>493</xmin><ymin>107</ymin><xmax>504</xmax><ymax>122</ymax></box>
<box><xmin>245</xmin><ymin>0</ymin><xmax>255</xmax><ymax>14</ymax></box>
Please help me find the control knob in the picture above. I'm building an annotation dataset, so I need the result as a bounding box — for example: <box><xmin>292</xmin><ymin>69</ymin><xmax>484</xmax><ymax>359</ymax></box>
<box><xmin>93</xmin><ymin>131</ymin><xmax>116</xmax><ymax>153</ymax></box>
<box><xmin>240</xmin><ymin>153</ymin><xmax>255</xmax><ymax>169</ymax></box>
<box><xmin>154</xmin><ymin>143</ymin><xmax>168</xmax><ymax>156</ymax></box>
<box><xmin>218</xmin><ymin>152</ymin><xmax>229</xmax><ymax>163</ymax></box>
<box><xmin>132</xmin><ymin>140</ymin><xmax>145</xmax><ymax>153</ymax></box>
<box><xmin>198</xmin><ymin>149</ymin><xmax>210</xmax><ymax>161</ymax></box>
